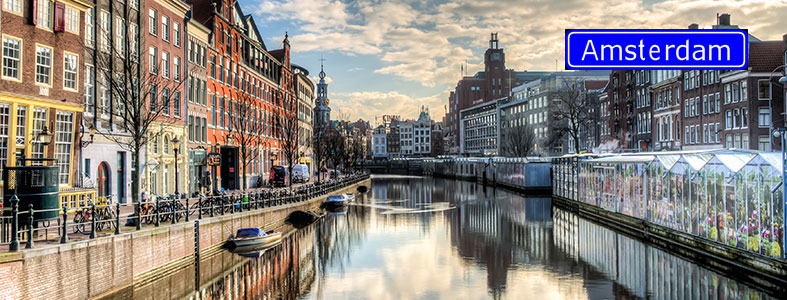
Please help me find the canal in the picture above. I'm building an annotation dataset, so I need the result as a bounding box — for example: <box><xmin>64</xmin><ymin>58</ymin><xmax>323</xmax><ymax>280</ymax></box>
<box><xmin>101</xmin><ymin>175</ymin><xmax>778</xmax><ymax>299</ymax></box>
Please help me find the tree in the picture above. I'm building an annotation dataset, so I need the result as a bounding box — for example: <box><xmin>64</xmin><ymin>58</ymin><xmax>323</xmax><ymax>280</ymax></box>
<box><xmin>278</xmin><ymin>110</ymin><xmax>299</xmax><ymax>188</ymax></box>
<box><xmin>346</xmin><ymin>134</ymin><xmax>364</xmax><ymax>169</ymax></box>
<box><xmin>503</xmin><ymin>123</ymin><xmax>536</xmax><ymax>157</ymax></box>
<box><xmin>87</xmin><ymin>28</ymin><xmax>184</xmax><ymax>203</ymax></box>
<box><xmin>548</xmin><ymin>79</ymin><xmax>600</xmax><ymax>154</ymax></box>
<box><xmin>226</xmin><ymin>92</ymin><xmax>264</xmax><ymax>190</ymax></box>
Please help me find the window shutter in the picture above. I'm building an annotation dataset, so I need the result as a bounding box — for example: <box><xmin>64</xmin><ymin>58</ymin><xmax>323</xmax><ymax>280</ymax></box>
<box><xmin>54</xmin><ymin>2</ymin><xmax>65</xmax><ymax>32</ymax></box>
<box><xmin>31</xmin><ymin>0</ymin><xmax>38</xmax><ymax>25</ymax></box>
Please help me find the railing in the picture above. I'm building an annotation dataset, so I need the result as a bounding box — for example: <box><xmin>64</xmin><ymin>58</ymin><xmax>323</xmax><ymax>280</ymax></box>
<box><xmin>0</xmin><ymin>172</ymin><xmax>370</xmax><ymax>252</ymax></box>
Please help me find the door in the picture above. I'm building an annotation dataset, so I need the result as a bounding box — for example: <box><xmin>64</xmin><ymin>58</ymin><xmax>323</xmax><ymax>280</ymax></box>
<box><xmin>220</xmin><ymin>147</ymin><xmax>239</xmax><ymax>190</ymax></box>
<box><xmin>97</xmin><ymin>162</ymin><xmax>110</xmax><ymax>198</ymax></box>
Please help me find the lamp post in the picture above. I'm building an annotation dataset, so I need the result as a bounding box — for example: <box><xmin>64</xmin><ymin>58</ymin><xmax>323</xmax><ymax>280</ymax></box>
<box><xmin>212</xmin><ymin>142</ymin><xmax>219</xmax><ymax>194</ymax></box>
<box><xmin>773</xmin><ymin>127</ymin><xmax>787</xmax><ymax>259</ymax></box>
<box><xmin>769</xmin><ymin>65</ymin><xmax>787</xmax><ymax>150</ymax></box>
<box><xmin>77</xmin><ymin>126</ymin><xmax>95</xmax><ymax>187</ymax></box>
<box><xmin>172</xmin><ymin>137</ymin><xmax>181</xmax><ymax>195</ymax></box>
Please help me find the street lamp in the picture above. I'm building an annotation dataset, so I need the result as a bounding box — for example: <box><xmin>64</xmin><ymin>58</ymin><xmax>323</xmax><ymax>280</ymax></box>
<box><xmin>172</xmin><ymin>137</ymin><xmax>181</xmax><ymax>195</ymax></box>
<box><xmin>37</xmin><ymin>126</ymin><xmax>53</xmax><ymax>145</ymax></box>
<box><xmin>769</xmin><ymin>65</ymin><xmax>787</xmax><ymax>150</ymax></box>
<box><xmin>80</xmin><ymin>126</ymin><xmax>95</xmax><ymax>148</ymax></box>
<box><xmin>772</xmin><ymin>128</ymin><xmax>787</xmax><ymax>259</ymax></box>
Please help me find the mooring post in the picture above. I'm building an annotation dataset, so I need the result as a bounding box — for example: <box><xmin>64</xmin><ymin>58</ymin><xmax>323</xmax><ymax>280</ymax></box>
<box><xmin>26</xmin><ymin>204</ymin><xmax>34</xmax><ymax>249</ymax></box>
<box><xmin>115</xmin><ymin>202</ymin><xmax>121</xmax><ymax>235</ymax></box>
<box><xmin>9</xmin><ymin>195</ymin><xmax>19</xmax><ymax>252</ymax></box>
<box><xmin>185</xmin><ymin>197</ymin><xmax>190</xmax><ymax>222</ymax></box>
<box><xmin>61</xmin><ymin>206</ymin><xmax>68</xmax><ymax>244</ymax></box>
<box><xmin>90</xmin><ymin>202</ymin><xmax>96</xmax><ymax>239</ymax></box>
<box><xmin>155</xmin><ymin>198</ymin><xmax>161</xmax><ymax>227</ymax></box>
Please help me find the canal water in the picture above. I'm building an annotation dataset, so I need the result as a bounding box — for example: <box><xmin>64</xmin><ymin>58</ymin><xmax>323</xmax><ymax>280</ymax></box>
<box><xmin>103</xmin><ymin>175</ymin><xmax>778</xmax><ymax>299</ymax></box>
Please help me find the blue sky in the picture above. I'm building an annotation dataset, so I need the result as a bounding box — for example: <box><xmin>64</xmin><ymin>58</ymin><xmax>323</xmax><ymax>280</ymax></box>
<box><xmin>246</xmin><ymin>0</ymin><xmax>787</xmax><ymax>124</ymax></box>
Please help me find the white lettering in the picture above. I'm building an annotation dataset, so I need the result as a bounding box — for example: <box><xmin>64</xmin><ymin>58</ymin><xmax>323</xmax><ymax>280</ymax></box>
<box><xmin>649</xmin><ymin>45</ymin><xmax>660</xmax><ymax>61</ymax></box>
<box><xmin>676</xmin><ymin>40</ymin><xmax>690</xmax><ymax>61</ymax></box>
<box><xmin>692</xmin><ymin>45</ymin><xmax>706</xmax><ymax>61</ymax></box>
<box><xmin>624</xmin><ymin>45</ymin><xmax>637</xmax><ymax>61</ymax></box>
<box><xmin>601</xmin><ymin>44</ymin><xmax>622</xmax><ymax>61</ymax></box>
<box><xmin>582</xmin><ymin>40</ymin><xmax>598</xmax><ymax>61</ymax></box>
<box><xmin>709</xmin><ymin>45</ymin><xmax>730</xmax><ymax>61</ymax></box>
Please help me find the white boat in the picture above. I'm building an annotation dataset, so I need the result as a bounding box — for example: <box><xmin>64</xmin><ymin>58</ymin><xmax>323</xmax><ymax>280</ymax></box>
<box><xmin>226</xmin><ymin>228</ymin><xmax>282</xmax><ymax>248</ymax></box>
<box><xmin>325</xmin><ymin>193</ymin><xmax>355</xmax><ymax>207</ymax></box>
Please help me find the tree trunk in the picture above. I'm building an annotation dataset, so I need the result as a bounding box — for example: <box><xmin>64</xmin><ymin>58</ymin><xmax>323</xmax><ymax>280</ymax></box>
<box><xmin>131</xmin><ymin>148</ymin><xmax>141</xmax><ymax>204</ymax></box>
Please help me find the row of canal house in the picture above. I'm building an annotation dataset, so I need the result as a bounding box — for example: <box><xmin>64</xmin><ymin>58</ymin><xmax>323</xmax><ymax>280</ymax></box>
<box><xmin>603</xmin><ymin>14</ymin><xmax>787</xmax><ymax>154</ymax></box>
<box><xmin>0</xmin><ymin>0</ymin><xmax>303</xmax><ymax>207</ymax></box>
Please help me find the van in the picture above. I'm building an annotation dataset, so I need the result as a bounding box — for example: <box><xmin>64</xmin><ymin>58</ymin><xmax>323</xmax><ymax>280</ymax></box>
<box><xmin>269</xmin><ymin>166</ymin><xmax>287</xmax><ymax>187</ymax></box>
<box><xmin>292</xmin><ymin>164</ymin><xmax>310</xmax><ymax>183</ymax></box>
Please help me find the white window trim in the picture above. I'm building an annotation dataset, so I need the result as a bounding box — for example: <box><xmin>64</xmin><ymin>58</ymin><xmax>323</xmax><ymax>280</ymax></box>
<box><xmin>1</xmin><ymin>35</ymin><xmax>23</xmax><ymax>82</ymax></box>
<box><xmin>35</xmin><ymin>44</ymin><xmax>54</xmax><ymax>87</ymax></box>
<box><xmin>62</xmin><ymin>52</ymin><xmax>79</xmax><ymax>92</ymax></box>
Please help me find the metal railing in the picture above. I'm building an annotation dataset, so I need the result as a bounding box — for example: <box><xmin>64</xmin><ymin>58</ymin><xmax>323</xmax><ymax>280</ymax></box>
<box><xmin>0</xmin><ymin>172</ymin><xmax>369</xmax><ymax>252</ymax></box>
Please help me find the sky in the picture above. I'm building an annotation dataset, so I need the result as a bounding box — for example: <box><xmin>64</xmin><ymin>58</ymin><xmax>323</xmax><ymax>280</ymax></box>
<box><xmin>246</xmin><ymin>0</ymin><xmax>787</xmax><ymax>124</ymax></box>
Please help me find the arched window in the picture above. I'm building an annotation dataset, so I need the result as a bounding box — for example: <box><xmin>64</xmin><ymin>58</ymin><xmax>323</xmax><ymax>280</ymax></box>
<box><xmin>164</xmin><ymin>135</ymin><xmax>170</xmax><ymax>154</ymax></box>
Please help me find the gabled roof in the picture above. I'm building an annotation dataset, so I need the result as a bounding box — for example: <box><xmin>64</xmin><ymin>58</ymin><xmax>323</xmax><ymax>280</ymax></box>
<box><xmin>245</xmin><ymin>15</ymin><xmax>267</xmax><ymax>51</ymax></box>
<box><xmin>585</xmin><ymin>80</ymin><xmax>608</xmax><ymax>90</ymax></box>
<box><xmin>748</xmin><ymin>41</ymin><xmax>785</xmax><ymax>73</ymax></box>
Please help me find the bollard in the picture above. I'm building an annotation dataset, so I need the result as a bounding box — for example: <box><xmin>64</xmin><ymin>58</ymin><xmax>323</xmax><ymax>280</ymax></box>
<box><xmin>136</xmin><ymin>201</ymin><xmax>142</xmax><ymax>231</ymax></box>
<box><xmin>185</xmin><ymin>197</ymin><xmax>190</xmax><ymax>222</ymax></box>
<box><xmin>155</xmin><ymin>198</ymin><xmax>160</xmax><ymax>227</ymax></box>
<box><xmin>230</xmin><ymin>195</ymin><xmax>235</xmax><ymax>214</ymax></box>
<box><xmin>210</xmin><ymin>196</ymin><xmax>215</xmax><ymax>218</ymax></box>
<box><xmin>61</xmin><ymin>206</ymin><xmax>68</xmax><ymax>244</ymax></box>
<box><xmin>26</xmin><ymin>204</ymin><xmax>34</xmax><ymax>249</ymax></box>
<box><xmin>197</xmin><ymin>196</ymin><xmax>202</xmax><ymax>220</ymax></box>
<box><xmin>171</xmin><ymin>198</ymin><xmax>176</xmax><ymax>225</ymax></box>
<box><xmin>9</xmin><ymin>195</ymin><xmax>19</xmax><ymax>251</ymax></box>
<box><xmin>115</xmin><ymin>202</ymin><xmax>121</xmax><ymax>235</ymax></box>
<box><xmin>90</xmin><ymin>202</ymin><xmax>96</xmax><ymax>239</ymax></box>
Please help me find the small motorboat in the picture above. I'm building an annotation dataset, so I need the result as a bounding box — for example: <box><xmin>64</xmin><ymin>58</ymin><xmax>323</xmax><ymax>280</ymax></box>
<box><xmin>225</xmin><ymin>228</ymin><xmax>282</xmax><ymax>249</ymax></box>
<box><xmin>326</xmin><ymin>205</ymin><xmax>346</xmax><ymax>216</ymax></box>
<box><xmin>322</xmin><ymin>193</ymin><xmax>355</xmax><ymax>209</ymax></box>
<box><xmin>231</xmin><ymin>243</ymin><xmax>279</xmax><ymax>258</ymax></box>
<box><xmin>285</xmin><ymin>210</ymin><xmax>323</xmax><ymax>228</ymax></box>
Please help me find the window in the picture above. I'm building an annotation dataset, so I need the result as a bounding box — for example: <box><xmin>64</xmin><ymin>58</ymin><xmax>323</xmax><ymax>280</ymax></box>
<box><xmin>724</xmin><ymin>84</ymin><xmax>731</xmax><ymax>104</ymax></box>
<box><xmin>55</xmin><ymin>112</ymin><xmax>73</xmax><ymax>185</ymax></box>
<box><xmin>741</xmin><ymin>133</ymin><xmax>749</xmax><ymax>149</ymax></box>
<box><xmin>161</xmin><ymin>88</ymin><xmax>169</xmax><ymax>115</ymax></box>
<box><xmin>173</xmin><ymin>23</ymin><xmax>180</xmax><ymax>46</ymax></box>
<box><xmin>702</xmin><ymin>95</ymin><xmax>708</xmax><ymax>114</ymax></box>
<box><xmin>2</xmin><ymin>36</ymin><xmax>22</xmax><ymax>80</ymax></box>
<box><xmin>758</xmin><ymin>108</ymin><xmax>771</xmax><ymax>128</ymax></box>
<box><xmin>63</xmin><ymin>53</ymin><xmax>78</xmax><ymax>91</ymax></box>
<box><xmin>758</xmin><ymin>79</ymin><xmax>769</xmax><ymax>100</ymax></box>
<box><xmin>31</xmin><ymin>108</ymin><xmax>47</xmax><ymax>161</ymax></box>
<box><xmin>150</xmin><ymin>85</ymin><xmax>157</xmax><ymax>110</ymax></box>
<box><xmin>732</xmin><ymin>82</ymin><xmax>739</xmax><ymax>102</ymax></box>
<box><xmin>194</xmin><ymin>117</ymin><xmax>200</xmax><ymax>142</ymax></box>
<box><xmin>35</xmin><ymin>46</ymin><xmax>53</xmax><ymax>86</ymax></box>
<box><xmin>173</xmin><ymin>91</ymin><xmax>180</xmax><ymax>117</ymax></box>
<box><xmin>115</xmin><ymin>17</ymin><xmax>126</xmax><ymax>54</ymax></box>
<box><xmin>162</xmin><ymin>52</ymin><xmax>169</xmax><ymax>78</ymax></box>
<box><xmin>100</xmin><ymin>74</ymin><xmax>110</xmax><ymax>116</ymax></box>
<box><xmin>211</xmin><ymin>94</ymin><xmax>216</xmax><ymax>126</ymax></box>
<box><xmin>149</xmin><ymin>47</ymin><xmax>157</xmax><ymax>73</ymax></box>
<box><xmin>733</xmin><ymin>109</ymin><xmax>740</xmax><ymax>128</ymax></box>
<box><xmin>759</xmin><ymin>136</ymin><xmax>770</xmax><ymax>151</ymax></box>
<box><xmin>4</xmin><ymin>0</ymin><xmax>22</xmax><ymax>14</ymax></box>
<box><xmin>188</xmin><ymin>41</ymin><xmax>194</xmax><ymax>62</ymax></box>
<box><xmin>741</xmin><ymin>107</ymin><xmax>748</xmax><ymax>128</ymax></box>
<box><xmin>173</xmin><ymin>57</ymin><xmax>180</xmax><ymax>81</ymax></box>
<box><xmin>37</xmin><ymin>0</ymin><xmax>53</xmax><ymax>30</ymax></box>
<box><xmin>84</xmin><ymin>65</ymin><xmax>94</xmax><ymax>113</ymax></box>
<box><xmin>715</xmin><ymin>122</ymin><xmax>720</xmax><ymax>142</ymax></box>
<box><xmin>85</xmin><ymin>8</ymin><xmax>94</xmax><ymax>47</ymax></box>
<box><xmin>162</xmin><ymin>16</ymin><xmax>169</xmax><ymax>41</ymax></box>
<box><xmin>99</xmin><ymin>10</ymin><xmax>109</xmax><ymax>52</ymax></box>
<box><xmin>188</xmin><ymin>116</ymin><xmax>194</xmax><ymax>141</ymax></box>
<box><xmin>65</xmin><ymin>6</ymin><xmax>79</xmax><ymax>34</ymax></box>
<box><xmin>741</xmin><ymin>80</ymin><xmax>747</xmax><ymax>101</ymax></box>
<box><xmin>130</xmin><ymin>24</ymin><xmax>139</xmax><ymax>59</ymax></box>
<box><xmin>210</xmin><ymin>55</ymin><xmax>216</xmax><ymax>78</ymax></box>
<box><xmin>148</xmin><ymin>9</ymin><xmax>157</xmax><ymax>35</ymax></box>
<box><xmin>726</xmin><ymin>134</ymin><xmax>733</xmax><ymax>149</ymax></box>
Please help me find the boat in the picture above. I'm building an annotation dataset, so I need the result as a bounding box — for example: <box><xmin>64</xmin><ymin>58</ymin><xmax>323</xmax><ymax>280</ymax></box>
<box><xmin>326</xmin><ymin>205</ymin><xmax>346</xmax><ymax>216</ymax></box>
<box><xmin>322</xmin><ymin>193</ymin><xmax>355</xmax><ymax>209</ymax></box>
<box><xmin>230</xmin><ymin>242</ymin><xmax>280</xmax><ymax>258</ymax></box>
<box><xmin>225</xmin><ymin>228</ymin><xmax>282</xmax><ymax>249</ymax></box>
<box><xmin>285</xmin><ymin>210</ymin><xmax>323</xmax><ymax>228</ymax></box>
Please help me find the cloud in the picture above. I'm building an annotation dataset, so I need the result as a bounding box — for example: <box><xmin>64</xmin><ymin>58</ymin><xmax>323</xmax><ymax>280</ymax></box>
<box><xmin>330</xmin><ymin>90</ymin><xmax>449</xmax><ymax>124</ymax></box>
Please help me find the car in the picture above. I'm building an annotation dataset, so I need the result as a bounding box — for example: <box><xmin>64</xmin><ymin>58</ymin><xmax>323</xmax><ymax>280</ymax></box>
<box><xmin>292</xmin><ymin>164</ymin><xmax>310</xmax><ymax>183</ymax></box>
<box><xmin>269</xmin><ymin>166</ymin><xmax>287</xmax><ymax>187</ymax></box>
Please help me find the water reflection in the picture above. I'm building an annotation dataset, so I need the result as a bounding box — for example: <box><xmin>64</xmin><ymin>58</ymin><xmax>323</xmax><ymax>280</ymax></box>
<box><xmin>103</xmin><ymin>175</ymin><xmax>777</xmax><ymax>299</ymax></box>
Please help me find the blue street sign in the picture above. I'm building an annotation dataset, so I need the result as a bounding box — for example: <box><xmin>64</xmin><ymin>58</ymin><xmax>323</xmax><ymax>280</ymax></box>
<box><xmin>565</xmin><ymin>29</ymin><xmax>748</xmax><ymax>70</ymax></box>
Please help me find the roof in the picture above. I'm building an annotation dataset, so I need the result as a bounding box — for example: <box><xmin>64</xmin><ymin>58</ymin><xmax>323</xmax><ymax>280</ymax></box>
<box><xmin>585</xmin><ymin>80</ymin><xmax>608</xmax><ymax>90</ymax></box>
<box><xmin>269</xmin><ymin>49</ymin><xmax>285</xmax><ymax>62</ymax></box>
<box><xmin>748</xmin><ymin>41</ymin><xmax>785</xmax><ymax>73</ymax></box>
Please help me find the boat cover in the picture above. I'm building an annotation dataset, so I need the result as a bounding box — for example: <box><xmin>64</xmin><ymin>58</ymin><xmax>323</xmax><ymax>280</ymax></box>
<box><xmin>236</xmin><ymin>228</ymin><xmax>265</xmax><ymax>237</ymax></box>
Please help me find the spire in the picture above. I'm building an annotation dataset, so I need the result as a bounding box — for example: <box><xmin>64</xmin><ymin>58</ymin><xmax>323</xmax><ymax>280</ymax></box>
<box><xmin>318</xmin><ymin>55</ymin><xmax>326</xmax><ymax>79</ymax></box>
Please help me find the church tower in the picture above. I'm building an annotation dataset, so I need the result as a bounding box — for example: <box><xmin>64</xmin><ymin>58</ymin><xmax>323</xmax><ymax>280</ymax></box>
<box><xmin>484</xmin><ymin>33</ymin><xmax>507</xmax><ymax>100</ymax></box>
<box><xmin>314</xmin><ymin>60</ymin><xmax>331</xmax><ymax>131</ymax></box>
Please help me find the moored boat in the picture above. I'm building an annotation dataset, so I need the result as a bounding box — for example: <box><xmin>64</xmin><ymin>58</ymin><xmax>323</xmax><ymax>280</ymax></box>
<box><xmin>226</xmin><ymin>228</ymin><xmax>282</xmax><ymax>249</ymax></box>
<box><xmin>323</xmin><ymin>193</ymin><xmax>354</xmax><ymax>208</ymax></box>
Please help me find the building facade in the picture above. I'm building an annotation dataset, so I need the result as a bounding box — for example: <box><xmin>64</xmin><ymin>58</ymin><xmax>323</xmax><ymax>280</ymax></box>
<box><xmin>372</xmin><ymin>125</ymin><xmax>387</xmax><ymax>159</ymax></box>
<box><xmin>185</xmin><ymin>18</ymin><xmax>211</xmax><ymax>196</ymax></box>
<box><xmin>413</xmin><ymin>107</ymin><xmax>432</xmax><ymax>156</ymax></box>
<box><xmin>293</xmin><ymin>64</ymin><xmax>314</xmax><ymax>175</ymax></box>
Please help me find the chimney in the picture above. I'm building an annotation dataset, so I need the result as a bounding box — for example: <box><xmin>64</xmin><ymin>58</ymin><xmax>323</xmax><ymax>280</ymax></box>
<box><xmin>718</xmin><ymin>13</ymin><xmax>730</xmax><ymax>26</ymax></box>
<box><xmin>783</xmin><ymin>34</ymin><xmax>787</xmax><ymax>44</ymax></box>
<box><xmin>688</xmin><ymin>23</ymin><xmax>699</xmax><ymax>30</ymax></box>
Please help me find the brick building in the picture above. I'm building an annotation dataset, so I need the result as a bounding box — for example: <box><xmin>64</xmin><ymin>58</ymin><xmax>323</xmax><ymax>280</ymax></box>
<box><xmin>185</xmin><ymin>18</ymin><xmax>211</xmax><ymax>196</ymax></box>
<box><xmin>188</xmin><ymin>0</ymin><xmax>297</xmax><ymax>190</ymax></box>
<box><xmin>0</xmin><ymin>0</ymin><xmax>93</xmax><ymax>206</ymax></box>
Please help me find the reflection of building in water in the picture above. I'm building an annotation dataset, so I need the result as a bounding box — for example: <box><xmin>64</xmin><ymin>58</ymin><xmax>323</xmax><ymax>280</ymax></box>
<box><xmin>552</xmin><ymin>208</ymin><xmax>774</xmax><ymax>299</ymax></box>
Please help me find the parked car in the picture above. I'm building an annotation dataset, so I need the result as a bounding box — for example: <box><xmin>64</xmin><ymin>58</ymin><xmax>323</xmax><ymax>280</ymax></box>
<box><xmin>269</xmin><ymin>166</ymin><xmax>287</xmax><ymax>187</ymax></box>
<box><xmin>292</xmin><ymin>164</ymin><xmax>310</xmax><ymax>183</ymax></box>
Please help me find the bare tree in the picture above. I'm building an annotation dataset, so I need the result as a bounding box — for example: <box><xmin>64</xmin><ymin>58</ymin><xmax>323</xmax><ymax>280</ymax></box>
<box><xmin>548</xmin><ymin>79</ymin><xmax>599</xmax><ymax>154</ymax></box>
<box><xmin>346</xmin><ymin>134</ymin><xmax>364</xmax><ymax>169</ymax></box>
<box><xmin>226</xmin><ymin>92</ymin><xmax>264</xmax><ymax>190</ymax></box>
<box><xmin>277</xmin><ymin>111</ymin><xmax>299</xmax><ymax>188</ymax></box>
<box><xmin>503</xmin><ymin>123</ymin><xmax>536</xmax><ymax>157</ymax></box>
<box><xmin>87</xmin><ymin>29</ymin><xmax>184</xmax><ymax>203</ymax></box>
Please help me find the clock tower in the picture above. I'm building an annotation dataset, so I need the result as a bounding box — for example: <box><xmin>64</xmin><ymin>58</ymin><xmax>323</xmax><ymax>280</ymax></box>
<box><xmin>484</xmin><ymin>33</ymin><xmax>507</xmax><ymax>100</ymax></box>
<box><xmin>314</xmin><ymin>60</ymin><xmax>331</xmax><ymax>132</ymax></box>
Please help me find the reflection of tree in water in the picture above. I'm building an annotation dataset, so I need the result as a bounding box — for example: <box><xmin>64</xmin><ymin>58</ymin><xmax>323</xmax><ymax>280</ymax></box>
<box><xmin>191</xmin><ymin>226</ymin><xmax>317</xmax><ymax>300</ymax></box>
<box><xmin>313</xmin><ymin>203</ymin><xmax>370</xmax><ymax>298</ymax></box>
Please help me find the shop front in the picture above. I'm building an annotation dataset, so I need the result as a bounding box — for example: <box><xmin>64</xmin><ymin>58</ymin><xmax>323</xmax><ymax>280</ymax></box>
<box><xmin>188</xmin><ymin>148</ymin><xmax>208</xmax><ymax>196</ymax></box>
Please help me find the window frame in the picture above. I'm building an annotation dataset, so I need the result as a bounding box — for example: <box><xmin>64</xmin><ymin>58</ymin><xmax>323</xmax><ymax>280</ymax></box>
<box><xmin>2</xmin><ymin>35</ymin><xmax>23</xmax><ymax>82</ymax></box>
<box><xmin>63</xmin><ymin>51</ymin><xmax>79</xmax><ymax>91</ymax></box>
<box><xmin>34</xmin><ymin>44</ymin><xmax>54</xmax><ymax>87</ymax></box>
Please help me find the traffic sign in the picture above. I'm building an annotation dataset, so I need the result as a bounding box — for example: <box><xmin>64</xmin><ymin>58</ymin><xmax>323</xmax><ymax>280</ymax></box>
<box><xmin>207</xmin><ymin>152</ymin><xmax>221</xmax><ymax>166</ymax></box>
